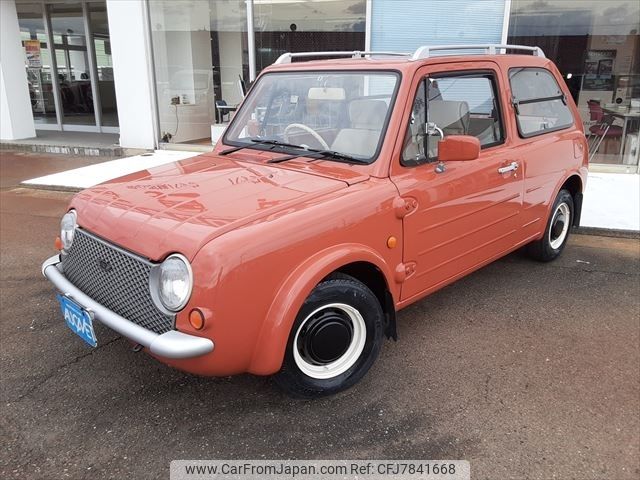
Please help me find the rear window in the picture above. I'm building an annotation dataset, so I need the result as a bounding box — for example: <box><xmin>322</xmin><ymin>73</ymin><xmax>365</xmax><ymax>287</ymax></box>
<box><xmin>509</xmin><ymin>67</ymin><xmax>573</xmax><ymax>138</ymax></box>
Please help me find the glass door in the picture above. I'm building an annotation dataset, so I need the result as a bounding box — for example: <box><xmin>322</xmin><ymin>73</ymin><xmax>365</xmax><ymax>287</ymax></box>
<box><xmin>48</xmin><ymin>2</ymin><xmax>97</xmax><ymax>127</ymax></box>
<box><xmin>16</xmin><ymin>3</ymin><xmax>58</xmax><ymax>127</ymax></box>
<box><xmin>88</xmin><ymin>2</ymin><xmax>118</xmax><ymax>127</ymax></box>
<box><xmin>16</xmin><ymin>1</ymin><xmax>119</xmax><ymax>133</ymax></box>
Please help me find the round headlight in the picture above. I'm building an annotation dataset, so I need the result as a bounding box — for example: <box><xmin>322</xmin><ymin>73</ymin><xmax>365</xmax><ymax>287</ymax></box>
<box><xmin>60</xmin><ymin>210</ymin><xmax>77</xmax><ymax>251</ymax></box>
<box><xmin>156</xmin><ymin>254</ymin><xmax>192</xmax><ymax>311</ymax></box>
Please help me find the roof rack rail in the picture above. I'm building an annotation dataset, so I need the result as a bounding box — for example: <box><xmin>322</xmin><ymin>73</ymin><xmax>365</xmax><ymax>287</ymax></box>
<box><xmin>274</xmin><ymin>51</ymin><xmax>410</xmax><ymax>64</ymax></box>
<box><xmin>411</xmin><ymin>44</ymin><xmax>545</xmax><ymax>60</ymax></box>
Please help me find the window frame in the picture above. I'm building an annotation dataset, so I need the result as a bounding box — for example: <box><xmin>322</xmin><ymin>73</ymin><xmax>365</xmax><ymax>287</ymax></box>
<box><xmin>508</xmin><ymin>67</ymin><xmax>574</xmax><ymax>139</ymax></box>
<box><xmin>400</xmin><ymin>68</ymin><xmax>507</xmax><ymax>168</ymax></box>
<box><xmin>399</xmin><ymin>77</ymin><xmax>428</xmax><ymax>167</ymax></box>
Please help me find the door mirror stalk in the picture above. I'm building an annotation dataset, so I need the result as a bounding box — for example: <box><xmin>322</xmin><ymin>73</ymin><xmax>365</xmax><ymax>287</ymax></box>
<box><xmin>426</xmin><ymin>121</ymin><xmax>444</xmax><ymax>139</ymax></box>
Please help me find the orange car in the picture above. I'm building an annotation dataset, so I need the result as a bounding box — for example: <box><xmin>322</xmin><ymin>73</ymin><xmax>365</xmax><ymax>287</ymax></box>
<box><xmin>43</xmin><ymin>45</ymin><xmax>588</xmax><ymax>397</ymax></box>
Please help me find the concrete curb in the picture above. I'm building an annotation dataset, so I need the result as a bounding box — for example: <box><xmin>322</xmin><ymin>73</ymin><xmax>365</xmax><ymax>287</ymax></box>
<box><xmin>573</xmin><ymin>226</ymin><xmax>639</xmax><ymax>239</ymax></box>
<box><xmin>19</xmin><ymin>183</ymin><xmax>83</xmax><ymax>194</ymax></box>
<box><xmin>0</xmin><ymin>142</ymin><xmax>147</xmax><ymax>158</ymax></box>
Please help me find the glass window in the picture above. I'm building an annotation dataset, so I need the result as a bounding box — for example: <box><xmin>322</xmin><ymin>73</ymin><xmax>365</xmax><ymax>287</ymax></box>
<box><xmin>16</xmin><ymin>2</ymin><xmax>57</xmax><ymax>125</ymax></box>
<box><xmin>48</xmin><ymin>2</ymin><xmax>96</xmax><ymax>126</ymax></box>
<box><xmin>88</xmin><ymin>2</ymin><xmax>118</xmax><ymax>127</ymax></box>
<box><xmin>510</xmin><ymin>68</ymin><xmax>564</xmax><ymax>100</ymax></box>
<box><xmin>508</xmin><ymin>0</ymin><xmax>640</xmax><ymax>166</ymax></box>
<box><xmin>149</xmin><ymin>0</ymin><xmax>366</xmax><ymax>144</ymax></box>
<box><xmin>402</xmin><ymin>73</ymin><xmax>504</xmax><ymax>166</ymax></box>
<box><xmin>509</xmin><ymin>67</ymin><xmax>574</xmax><ymax>137</ymax></box>
<box><xmin>224</xmin><ymin>71</ymin><xmax>399</xmax><ymax>162</ymax></box>
<box><xmin>149</xmin><ymin>0</ymin><xmax>248</xmax><ymax>143</ymax></box>
<box><xmin>253</xmin><ymin>0</ymin><xmax>365</xmax><ymax>71</ymax></box>
<box><xmin>402</xmin><ymin>81</ymin><xmax>427</xmax><ymax>166</ymax></box>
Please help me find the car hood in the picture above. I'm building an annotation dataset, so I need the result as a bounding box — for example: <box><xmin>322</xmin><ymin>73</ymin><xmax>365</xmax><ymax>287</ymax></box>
<box><xmin>70</xmin><ymin>154</ymin><xmax>360</xmax><ymax>261</ymax></box>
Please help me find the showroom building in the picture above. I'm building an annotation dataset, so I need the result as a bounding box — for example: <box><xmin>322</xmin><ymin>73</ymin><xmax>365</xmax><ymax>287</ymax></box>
<box><xmin>1</xmin><ymin>0</ymin><xmax>639</xmax><ymax>170</ymax></box>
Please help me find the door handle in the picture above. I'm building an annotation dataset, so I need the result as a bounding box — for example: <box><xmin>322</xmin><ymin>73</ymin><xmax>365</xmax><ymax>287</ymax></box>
<box><xmin>498</xmin><ymin>162</ymin><xmax>519</xmax><ymax>174</ymax></box>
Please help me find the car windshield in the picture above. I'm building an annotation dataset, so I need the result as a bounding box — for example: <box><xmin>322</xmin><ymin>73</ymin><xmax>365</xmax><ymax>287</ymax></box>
<box><xmin>224</xmin><ymin>71</ymin><xmax>399</xmax><ymax>163</ymax></box>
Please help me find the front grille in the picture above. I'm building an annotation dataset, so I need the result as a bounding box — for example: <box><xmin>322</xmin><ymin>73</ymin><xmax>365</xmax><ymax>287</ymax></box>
<box><xmin>61</xmin><ymin>229</ymin><xmax>174</xmax><ymax>334</ymax></box>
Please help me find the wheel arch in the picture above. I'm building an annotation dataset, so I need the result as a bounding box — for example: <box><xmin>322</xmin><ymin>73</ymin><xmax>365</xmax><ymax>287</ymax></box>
<box><xmin>331</xmin><ymin>261</ymin><xmax>397</xmax><ymax>341</ymax></box>
<box><xmin>540</xmin><ymin>173</ymin><xmax>585</xmax><ymax>238</ymax></box>
<box><xmin>247</xmin><ymin>244</ymin><xmax>396</xmax><ymax>375</ymax></box>
<box><xmin>559</xmin><ymin>174</ymin><xmax>584</xmax><ymax>227</ymax></box>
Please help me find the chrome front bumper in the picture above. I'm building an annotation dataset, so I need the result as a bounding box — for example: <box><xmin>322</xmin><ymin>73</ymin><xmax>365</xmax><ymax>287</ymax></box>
<box><xmin>42</xmin><ymin>255</ymin><xmax>214</xmax><ymax>359</ymax></box>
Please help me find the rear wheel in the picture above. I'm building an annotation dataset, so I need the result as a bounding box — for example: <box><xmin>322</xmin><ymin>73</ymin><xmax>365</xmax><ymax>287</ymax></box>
<box><xmin>527</xmin><ymin>189</ymin><xmax>574</xmax><ymax>262</ymax></box>
<box><xmin>274</xmin><ymin>274</ymin><xmax>384</xmax><ymax>398</ymax></box>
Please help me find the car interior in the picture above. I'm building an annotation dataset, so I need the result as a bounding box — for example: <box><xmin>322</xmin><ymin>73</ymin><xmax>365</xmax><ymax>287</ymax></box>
<box><xmin>225</xmin><ymin>73</ymin><xmax>399</xmax><ymax>161</ymax></box>
<box><xmin>279</xmin><ymin>95</ymin><xmax>391</xmax><ymax>158</ymax></box>
<box><xmin>402</xmin><ymin>77</ymin><xmax>504</xmax><ymax>164</ymax></box>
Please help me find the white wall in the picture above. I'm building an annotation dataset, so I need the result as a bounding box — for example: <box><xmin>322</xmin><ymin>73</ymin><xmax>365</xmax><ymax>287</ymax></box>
<box><xmin>0</xmin><ymin>0</ymin><xmax>36</xmax><ymax>141</ymax></box>
<box><xmin>106</xmin><ymin>0</ymin><xmax>156</xmax><ymax>149</ymax></box>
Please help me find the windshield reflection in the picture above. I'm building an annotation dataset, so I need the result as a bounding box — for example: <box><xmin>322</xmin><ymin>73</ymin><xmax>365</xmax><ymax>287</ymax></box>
<box><xmin>224</xmin><ymin>71</ymin><xmax>399</xmax><ymax>163</ymax></box>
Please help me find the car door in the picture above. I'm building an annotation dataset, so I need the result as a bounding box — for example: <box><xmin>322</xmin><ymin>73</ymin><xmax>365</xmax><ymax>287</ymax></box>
<box><xmin>390</xmin><ymin>63</ymin><xmax>524</xmax><ymax>301</ymax></box>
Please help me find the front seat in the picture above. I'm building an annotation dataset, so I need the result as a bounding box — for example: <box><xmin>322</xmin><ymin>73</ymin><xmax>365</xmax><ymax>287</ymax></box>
<box><xmin>331</xmin><ymin>99</ymin><xmax>388</xmax><ymax>158</ymax></box>
<box><xmin>428</xmin><ymin>100</ymin><xmax>470</xmax><ymax>135</ymax></box>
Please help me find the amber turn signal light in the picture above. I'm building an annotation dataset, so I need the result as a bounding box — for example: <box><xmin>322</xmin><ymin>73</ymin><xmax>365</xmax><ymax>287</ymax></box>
<box><xmin>54</xmin><ymin>236</ymin><xmax>63</xmax><ymax>250</ymax></box>
<box><xmin>387</xmin><ymin>236</ymin><xmax>397</xmax><ymax>249</ymax></box>
<box><xmin>189</xmin><ymin>308</ymin><xmax>205</xmax><ymax>330</ymax></box>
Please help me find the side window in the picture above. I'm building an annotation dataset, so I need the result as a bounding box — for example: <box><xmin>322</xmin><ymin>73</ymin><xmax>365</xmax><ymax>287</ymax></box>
<box><xmin>401</xmin><ymin>72</ymin><xmax>504</xmax><ymax>166</ymax></box>
<box><xmin>509</xmin><ymin>67</ymin><xmax>573</xmax><ymax>137</ymax></box>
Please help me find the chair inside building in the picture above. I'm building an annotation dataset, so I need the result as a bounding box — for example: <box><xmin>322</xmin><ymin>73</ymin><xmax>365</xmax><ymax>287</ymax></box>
<box><xmin>587</xmin><ymin>99</ymin><xmax>623</xmax><ymax>160</ymax></box>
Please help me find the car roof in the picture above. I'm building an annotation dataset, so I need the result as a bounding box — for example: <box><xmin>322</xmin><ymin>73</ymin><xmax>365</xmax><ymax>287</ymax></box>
<box><xmin>263</xmin><ymin>54</ymin><xmax>555</xmax><ymax>76</ymax></box>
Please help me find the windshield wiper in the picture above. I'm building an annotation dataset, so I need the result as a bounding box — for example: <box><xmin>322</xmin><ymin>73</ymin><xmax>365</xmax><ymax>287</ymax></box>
<box><xmin>223</xmin><ymin>137</ymin><xmax>368</xmax><ymax>165</ymax></box>
<box><xmin>250</xmin><ymin>138</ymin><xmax>308</xmax><ymax>150</ymax></box>
<box><xmin>269</xmin><ymin>148</ymin><xmax>368</xmax><ymax>165</ymax></box>
<box><xmin>220</xmin><ymin>138</ymin><xmax>306</xmax><ymax>156</ymax></box>
<box><xmin>219</xmin><ymin>144</ymin><xmax>251</xmax><ymax>155</ymax></box>
<box><xmin>305</xmin><ymin>148</ymin><xmax>369</xmax><ymax>164</ymax></box>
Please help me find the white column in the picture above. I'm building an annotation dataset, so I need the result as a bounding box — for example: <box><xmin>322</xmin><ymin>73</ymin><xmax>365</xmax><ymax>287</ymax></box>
<box><xmin>501</xmin><ymin>0</ymin><xmax>512</xmax><ymax>44</ymax></box>
<box><xmin>0</xmin><ymin>0</ymin><xmax>36</xmax><ymax>141</ymax></box>
<box><xmin>365</xmin><ymin>0</ymin><xmax>372</xmax><ymax>51</ymax></box>
<box><xmin>246</xmin><ymin>0</ymin><xmax>256</xmax><ymax>81</ymax></box>
<box><xmin>106</xmin><ymin>0</ymin><xmax>157</xmax><ymax>149</ymax></box>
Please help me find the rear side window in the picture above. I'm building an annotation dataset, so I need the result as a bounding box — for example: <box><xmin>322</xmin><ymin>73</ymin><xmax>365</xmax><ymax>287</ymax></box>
<box><xmin>509</xmin><ymin>67</ymin><xmax>573</xmax><ymax>137</ymax></box>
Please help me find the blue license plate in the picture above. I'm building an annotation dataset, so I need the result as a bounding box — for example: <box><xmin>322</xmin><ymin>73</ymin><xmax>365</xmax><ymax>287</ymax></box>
<box><xmin>57</xmin><ymin>294</ymin><xmax>97</xmax><ymax>347</ymax></box>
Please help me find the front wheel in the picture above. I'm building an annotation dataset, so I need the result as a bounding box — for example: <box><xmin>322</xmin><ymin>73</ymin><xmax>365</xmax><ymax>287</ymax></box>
<box><xmin>274</xmin><ymin>274</ymin><xmax>384</xmax><ymax>398</ymax></box>
<box><xmin>527</xmin><ymin>189</ymin><xmax>574</xmax><ymax>262</ymax></box>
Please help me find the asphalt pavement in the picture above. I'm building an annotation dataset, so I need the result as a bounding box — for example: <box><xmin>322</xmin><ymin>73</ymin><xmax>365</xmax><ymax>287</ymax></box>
<box><xmin>1</xmin><ymin>150</ymin><xmax>638</xmax><ymax>480</ymax></box>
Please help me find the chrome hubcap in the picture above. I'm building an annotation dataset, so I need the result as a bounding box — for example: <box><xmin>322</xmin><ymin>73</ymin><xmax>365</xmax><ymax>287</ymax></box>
<box><xmin>549</xmin><ymin>202</ymin><xmax>570</xmax><ymax>250</ymax></box>
<box><xmin>293</xmin><ymin>303</ymin><xmax>366</xmax><ymax>379</ymax></box>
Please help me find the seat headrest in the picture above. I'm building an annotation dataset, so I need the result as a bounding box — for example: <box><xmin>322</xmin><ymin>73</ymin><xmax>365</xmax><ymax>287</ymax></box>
<box><xmin>349</xmin><ymin>99</ymin><xmax>388</xmax><ymax>130</ymax></box>
<box><xmin>429</xmin><ymin>100</ymin><xmax>470</xmax><ymax>135</ymax></box>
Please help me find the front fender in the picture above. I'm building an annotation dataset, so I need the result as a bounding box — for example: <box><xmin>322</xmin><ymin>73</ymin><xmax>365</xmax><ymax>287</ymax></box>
<box><xmin>248</xmin><ymin>243</ymin><xmax>395</xmax><ymax>375</ymax></box>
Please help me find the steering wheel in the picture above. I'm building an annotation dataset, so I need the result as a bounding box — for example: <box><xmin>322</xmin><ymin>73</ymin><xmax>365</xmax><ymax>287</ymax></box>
<box><xmin>283</xmin><ymin>123</ymin><xmax>330</xmax><ymax>150</ymax></box>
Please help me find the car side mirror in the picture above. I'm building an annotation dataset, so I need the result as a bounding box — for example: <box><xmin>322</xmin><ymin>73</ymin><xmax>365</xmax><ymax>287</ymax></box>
<box><xmin>437</xmin><ymin>135</ymin><xmax>480</xmax><ymax>162</ymax></box>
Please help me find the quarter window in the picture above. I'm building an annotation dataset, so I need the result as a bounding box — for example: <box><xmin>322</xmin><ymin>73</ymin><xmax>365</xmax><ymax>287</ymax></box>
<box><xmin>509</xmin><ymin>67</ymin><xmax>573</xmax><ymax>137</ymax></box>
<box><xmin>402</xmin><ymin>72</ymin><xmax>504</xmax><ymax>166</ymax></box>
